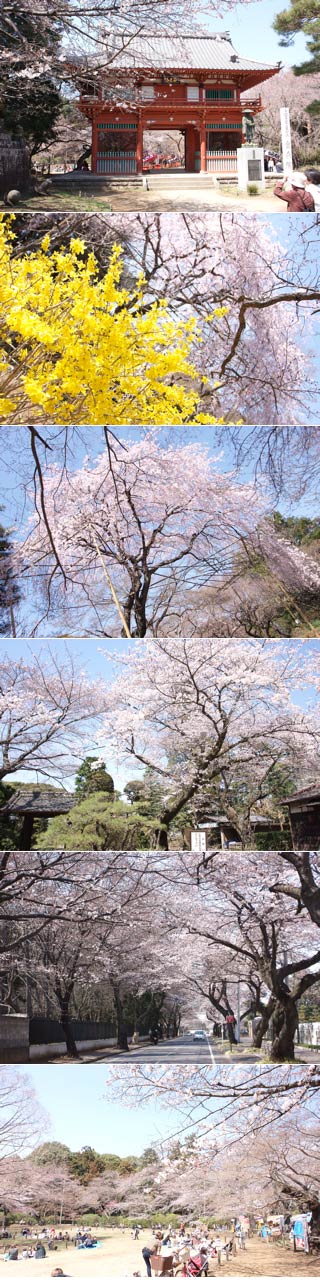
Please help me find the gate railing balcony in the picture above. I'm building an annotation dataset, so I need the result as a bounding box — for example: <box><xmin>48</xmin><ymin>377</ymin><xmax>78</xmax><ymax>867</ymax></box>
<box><xmin>96</xmin><ymin>150</ymin><xmax>137</xmax><ymax>174</ymax></box>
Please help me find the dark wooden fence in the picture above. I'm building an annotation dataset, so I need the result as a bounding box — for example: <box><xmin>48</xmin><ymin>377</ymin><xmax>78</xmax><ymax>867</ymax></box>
<box><xmin>29</xmin><ymin>1017</ymin><xmax>118</xmax><ymax>1045</ymax></box>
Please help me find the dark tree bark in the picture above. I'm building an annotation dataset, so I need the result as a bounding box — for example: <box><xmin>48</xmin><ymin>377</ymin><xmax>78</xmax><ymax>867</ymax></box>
<box><xmin>252</xmin><ymin>998</ymin><xmax>276</xmax><ymax>1048</ymax></box>
<box><xmin>55</xmin><ymin>981</ymin><xmax>79</xmax><ymax>1058</ymax></box>
<box><xmin>59</xmin><ymin>1005</ymin><xmax>79</xmax><ymax>1059</ymax></box>
<box><xmin>112</xmin><ymin>983</ymin><xmax>129</xmax><ymax>1051</ymax></box>
<box><xmin>269</xmin><ymin>992</ymin><xmax>298</xmax><ymax>1062</ymax></box>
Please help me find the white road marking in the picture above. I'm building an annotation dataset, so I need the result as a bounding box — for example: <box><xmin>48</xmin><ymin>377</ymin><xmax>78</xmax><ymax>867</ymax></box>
<box><xmin>206</xmin><ymin>1036</ymin><xmax>216</xmax><ymax>1065</ymax></box>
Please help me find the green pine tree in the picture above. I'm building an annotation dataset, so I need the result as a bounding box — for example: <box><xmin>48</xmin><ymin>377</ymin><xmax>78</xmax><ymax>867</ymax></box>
<box><xmin>75</xmin><ymin>757</ymin><xmax>114</xmax><ymax>798</ymax></box>
<box><xmin>273</xmin><ymin>0</ymin><xmax>320</xmax><ymax>75</ymax></box>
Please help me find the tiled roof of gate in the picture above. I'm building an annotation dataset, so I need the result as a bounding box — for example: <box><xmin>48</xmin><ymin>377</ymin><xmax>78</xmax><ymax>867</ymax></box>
<box><xmin>105</xmin><ymin>34</ymin><xmax>278</xmax><ymax>73</ymax></box>
<box><xmin>1</xmin><ymin>788</ymin><xmax>76</xmax><ymax>815</ymax></box>
<box><xmin>281</xmin><ymin>786</ymin><xmax>320</xmax><ymax>805</ymax></box>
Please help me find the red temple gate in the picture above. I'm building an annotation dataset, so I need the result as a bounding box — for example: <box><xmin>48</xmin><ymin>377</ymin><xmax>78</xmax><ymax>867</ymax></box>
<box><xmin>75</xmin><ymin>34</ymin><xmax>279</xmax><ymax>176</ymax></box>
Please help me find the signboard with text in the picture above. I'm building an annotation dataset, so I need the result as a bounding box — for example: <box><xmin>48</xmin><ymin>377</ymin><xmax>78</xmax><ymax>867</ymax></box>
<box><xmin>191</xmin><ymin>831</ymin><xmax>207</xmax><ymax>853</ymax></box>
<box><xmin>280</xmin><ymin>106</ymin><xmax>293</xmax><ymax>173</ymax></box>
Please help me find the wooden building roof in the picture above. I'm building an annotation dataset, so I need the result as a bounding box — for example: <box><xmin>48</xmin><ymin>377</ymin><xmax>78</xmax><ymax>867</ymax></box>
<box><xmin>103</xmin><ymin>33</ymin><xmax>278</xmax><ymax>75</ymax></box>
<box><xmin>281</xmin><ymin>787</ymin><xmax>320</xmax><ymax>807</ymax></box>
<box><xmin>1</xmin><ymin>788</ymin><xmax>76</xmax><ymax>816</ymax></box>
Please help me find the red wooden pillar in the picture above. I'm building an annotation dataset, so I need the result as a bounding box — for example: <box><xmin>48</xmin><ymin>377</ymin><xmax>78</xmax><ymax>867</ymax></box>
<box><xmin>185</xmin><ymin>124</ymin><xmax>196</xmax><ymax>172</ymax></box>
<box><xmin>136</xmin><ymin>112</ymin><xmax>143</xmax><ymax>174</ymax></box>
<box><xmin>91</xmin><ymin>115</ymin><xmax>98</xmax><ymax>173</ymax></box>
<box><xmin>200</xmin><ymin>118</ymin><xmax>207</xmax><ymax>172</ymax></box>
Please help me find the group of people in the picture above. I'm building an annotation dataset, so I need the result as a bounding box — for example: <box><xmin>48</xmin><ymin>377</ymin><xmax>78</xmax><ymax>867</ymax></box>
<box><xmin>264</xmin><ymin>152</ymin><xmax>282</xmax><ymax>173</ymax></box>
<box><xmin>274</xmin><ymin>169</ymin><xmax>320</xmax><ymax>212</ymax></box>
<box><xmin>2</xmin><ymin>1226</ymin><xmax>75</xmax><ymax>1264</ymax></box>
<box><xmin>75</xmin><ymin>1231</ymin><xmax>98</xmax><ymax>1249</ymax></box>
<box><xmin>4</xmin><ymin>1242</ymin><xmax>47</xmax><ymax>1261</ymax></box>
<box><xmin>141</xmin><ymin>1219</ymin><xmax>248</xmax><ymax>1276</ymax></box>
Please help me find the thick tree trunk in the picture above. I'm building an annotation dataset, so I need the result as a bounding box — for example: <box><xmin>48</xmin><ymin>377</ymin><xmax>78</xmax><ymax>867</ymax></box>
<box><xmin>60</xmin><ymin>1008</ymin><xmax>79</xmax><ymax>1059</ymax></box>
<box><xmin>269</xmin><ymin>995</ymin><xmax>298</xmax><ymax>1062</ymax></box>
<box><xmin>226</xmin><ymin>1023</ymin><xmax>237</xmax><ymax>1046</ymax></box>
<box><xmin>112</xmin><ymin>986</ymin><xmax>129</xmax><ymax>1051</ymax></box>
<box><xmin>55</xmin><ymin>980</ymin><xmax>79</xmax><ymax>1058</ymax></box>
<box><xmin>252</xmin><ymin>1014</ymin><xmax>270</xmax><ymax>1048</ymax></box>
<box><xmin>133</xmin><ymin>598</ymin><xmax>147</xmax><ymax>638</ymax></box>
<box><xmin>252</xmin><ymin>1001</ymin><xmax>275</xmax><ymax>1048</ymax></box>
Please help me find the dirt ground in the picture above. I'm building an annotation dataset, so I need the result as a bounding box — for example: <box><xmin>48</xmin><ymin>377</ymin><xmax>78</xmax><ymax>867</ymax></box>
<box><xmin>0</xmin><ymin>1229</ymin><xmax>319</xmax><ymax>1278</ymax></box>
<box><xmin>0</xmin><ymin>185</ymin><xmax>283</xmax><ymax>214</ymax></box>
<box><xmin>222</xmin><ymin>1237</ymin><xmax>320</xmax><ymax>1276</ymax></box>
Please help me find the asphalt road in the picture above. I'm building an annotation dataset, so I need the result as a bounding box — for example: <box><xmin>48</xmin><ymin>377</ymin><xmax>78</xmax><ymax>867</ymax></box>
<box><xmin>84</xmin><ymin>1033</ymin><xmax>259</xmax><ymax>1064</ymax></box>
<box><xmin>45</xmin><ymin>1034</ymin><xmax>320</xmax><ymax>1063</ymax></box>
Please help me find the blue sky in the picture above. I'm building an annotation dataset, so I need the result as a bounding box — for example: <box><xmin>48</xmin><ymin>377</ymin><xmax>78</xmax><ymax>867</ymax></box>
<box><xmin>25</xmin><ymin>1066</ymin><xmax>180</xmax><ymax>1155</ymax></box>
<box><xmin>207</xmin><ymin>0</ymin><xmax>307</xmax><ymax>68</ymax></box>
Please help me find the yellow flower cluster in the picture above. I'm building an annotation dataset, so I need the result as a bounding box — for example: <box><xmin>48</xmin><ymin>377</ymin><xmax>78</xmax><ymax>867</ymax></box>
<box><xmin>0</xmin><ymin>218</ymin><xmax>225</xmax><ymax>426</ymax></box>
<box><xmin>0</xmin><ymin>216</ymin><xmax>227</xmax><ymax>425</ymax></box>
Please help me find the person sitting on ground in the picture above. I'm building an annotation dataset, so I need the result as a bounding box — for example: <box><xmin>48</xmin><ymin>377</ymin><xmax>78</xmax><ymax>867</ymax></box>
<box><xmin>35</xmin><ymin>1242</ymin><xmax>46</xmax><ymax>1258</ymax></box>
<box><xmin>274</xmin><ymin>171</ymin><xmax>314</xmax><ymax>211</ymax></box>
<box><xmin>4</xmin><ymin>1246</ymin><xmax>19</xmax><ymax>1260</ymax></box>
<box><xmin>305</xmin><ymin>169</ymin><xmax>320</xmax><ymax>209</ymax></box>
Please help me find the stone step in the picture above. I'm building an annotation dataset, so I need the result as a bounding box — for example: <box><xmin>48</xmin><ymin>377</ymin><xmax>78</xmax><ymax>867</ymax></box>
<box><xmin>50</xmin><ymin>173</ymin><xmax>143</xmax><ymax>193</ymax></box>
<box><xmin>145</xmin><ymin>172</ymin><xmax>218</xmax><ymax>188</ymax></box>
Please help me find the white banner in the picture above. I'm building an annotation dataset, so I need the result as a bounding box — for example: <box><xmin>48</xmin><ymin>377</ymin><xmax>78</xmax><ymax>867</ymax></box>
<box><xmin>280</xmin><ymin>105</ymin><xmax>293</xmax><ymax>173</ymax></box>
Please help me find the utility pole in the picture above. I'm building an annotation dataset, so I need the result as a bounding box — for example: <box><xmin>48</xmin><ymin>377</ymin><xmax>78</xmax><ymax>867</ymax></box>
<box><xmin>236</xmin><ymin>982</ymin><xmax>241</xmax><ymax>1044</ymax></box>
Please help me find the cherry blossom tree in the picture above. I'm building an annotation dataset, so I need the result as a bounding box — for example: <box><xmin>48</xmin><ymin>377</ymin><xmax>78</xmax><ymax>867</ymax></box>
<box><xmin>0</xmin><ymin>1151</ymin><xmax>91</xmax><ymax>1223</ymax></box>
<box><xmin>0</xmin><ymin>647</ymin><xmax>103</xmax><ymax>784</ymax></box>
<box><xmin>269</xmin><ymin>852</ymin><xmax>320</xmax><ymax>927</ymax></box>
<box><xmin>189</xmin><ymin>517</ymin><xmax>320</xmax><ymax>638</ymax></box>
<box><xmin>251</xmin><ymin>68</ymin><xmax>320</xmax><ymax>164</ymax></box>
<box><xmin>174</xmin><ymin>850</ymin><xmax>320</xmax><ymax>1059</ymax></box>
<box><xmin>3</xmin><ymin>425</ymin><xmax>320</xmax><ymax>638</ymax></box>
<box><xmin>0</xmin><ymin>1069</ymin><xmax>49</xmax><ymax>1162</ymax></box>
<box><xmin>2</xmin><ymin>850</ymin><xmax>320</xmax><ymax>1062</ymax></box>
<box><xmin>105</xmin><ymin>1063</ymin><xmax>320</xmax><ymax>1159</ymax></box>
<box><xmin>1</xmin><ymin>851</ymin><xmax>188</xmax><ymax>1055</ymax></box>
<box><xmin>102</xmin><ymin>638</ymin><xmax>320</xmax><ymax>846</ymax></box>
<box><xmin>257</xmin><ymin>1111</ymin><xmax>320</xmax><ymax>1220</ymax></box>
<box><xmin>13</xmin><ymin>436</ymin><xmax>268</xmax><ymax>637</ymax></box>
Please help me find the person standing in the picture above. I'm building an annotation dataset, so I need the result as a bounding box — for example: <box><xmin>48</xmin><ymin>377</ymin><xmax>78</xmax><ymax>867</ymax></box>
<box><xmin>305</xmin><ymin>170</ymin><xmax>320</xmax><ymax>209</ymax></box>
<box><xmin>274</xmin><ymin>173</ymin><xmax>314</xmax><ymax>211</ymax></box>
<box><xmin>142</xmin><ymin>1235</ymin><xmax>160</xmax><ymax>1276</ymax></box>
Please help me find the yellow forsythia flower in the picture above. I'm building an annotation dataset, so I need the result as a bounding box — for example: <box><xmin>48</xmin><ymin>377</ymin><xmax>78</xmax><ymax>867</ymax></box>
<box><xmin>0</xmin><ymin>217</ymin><xmax>226</xmax><ymax>426</ymax></box>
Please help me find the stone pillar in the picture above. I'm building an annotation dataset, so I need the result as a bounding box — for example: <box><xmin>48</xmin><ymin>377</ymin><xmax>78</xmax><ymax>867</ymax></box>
<box><xmin>200</xmin><ymin>119</ymin><xmax>207</xmax><ymax>172</ymax></box>
<box><xmin>0</xmin><ymin>127</ymin><xmax>29</xmax><ymax>197</ymax></box>
<box><xmin>136</xmin><ymin>114</ymin><xmax>143</xmax><ymax>174</ymax></box>
<box><xmin>0</xmin><ymin>1015</ymin><xmax>29</xmax><ymax>1063</ymax></box>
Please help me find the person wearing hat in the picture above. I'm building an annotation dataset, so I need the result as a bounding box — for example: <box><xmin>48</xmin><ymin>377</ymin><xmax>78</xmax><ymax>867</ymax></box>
<box><xmin>274</xmin><ymin>172</ymin><xmax>314</xmax><ymax>211</ymax></box>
